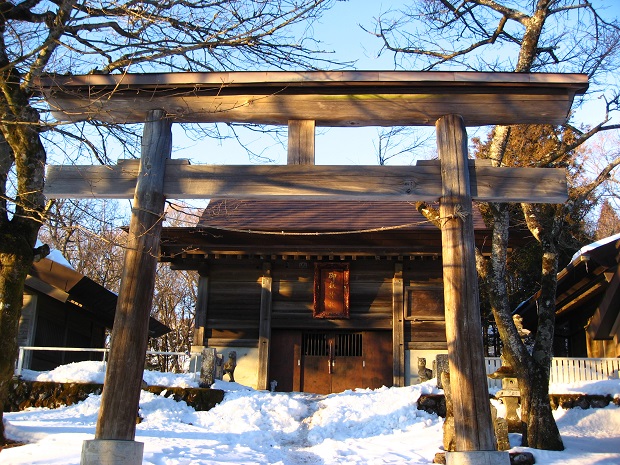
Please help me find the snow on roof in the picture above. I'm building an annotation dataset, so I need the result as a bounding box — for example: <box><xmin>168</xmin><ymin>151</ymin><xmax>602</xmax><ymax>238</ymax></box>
<box><xmin>36</xmin><ymin>239</ymin><xmax>74</xmax><ymax>270</ymax></box>
<box><xmin>570</xmin><ymin>232</ymin><xmax>620</xmax><ymax>263</ymax></box>
<box><xmin>515</xmin><ymin>232</ymin><xmax>620</xmax><ymax>315</ymax></box>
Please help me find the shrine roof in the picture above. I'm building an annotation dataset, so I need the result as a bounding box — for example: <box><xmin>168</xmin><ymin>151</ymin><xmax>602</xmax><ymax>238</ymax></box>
<box><xmin>158</xmin><ymin>199</ymin><xmax>523</xmax><ymax>260</ymax></box>
<box><xmin>197</xmin><ymin>199</ymin><xmax>488</xmax><ymax>232</ymax></box>
<box><xmin>516</xmin><ymin>235</ymin><xmax>620</xmax><ymax>341</ymax></box>
<box><xmin>28</xmin><ymin>257</ymin><xmax>170</xmax><ymax>337</ymax></box>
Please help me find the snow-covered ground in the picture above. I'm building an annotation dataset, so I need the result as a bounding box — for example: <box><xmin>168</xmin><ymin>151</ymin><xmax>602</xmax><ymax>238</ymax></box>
<box><xmin>2</xmin><ymin>361</ymin><xmax>620</xmax><ymax>465</ymax></box>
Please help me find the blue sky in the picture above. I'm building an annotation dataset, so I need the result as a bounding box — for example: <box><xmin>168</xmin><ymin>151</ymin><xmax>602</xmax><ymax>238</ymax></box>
<box><xmin>173</xmin><ymin>0</ymin><xmax>620</xmax><ymax>167</ymax></box>
<box><xmin>174</xmin><ymin>0</ymin><xmax>400</xmax><ymax>166</ymax></box>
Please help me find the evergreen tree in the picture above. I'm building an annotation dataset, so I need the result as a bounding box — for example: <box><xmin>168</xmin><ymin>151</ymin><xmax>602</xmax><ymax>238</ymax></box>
<box><xmin>595</xmin><ymin>200</ymin><xmax>620</xmax><ymax>240</ymax></box>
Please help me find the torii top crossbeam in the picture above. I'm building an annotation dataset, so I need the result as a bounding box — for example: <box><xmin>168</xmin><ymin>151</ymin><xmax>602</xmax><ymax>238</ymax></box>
<box><xmin>38</xmin><ymin>71</ymin><xmax>588</xmax><ymax>126</ymax></box>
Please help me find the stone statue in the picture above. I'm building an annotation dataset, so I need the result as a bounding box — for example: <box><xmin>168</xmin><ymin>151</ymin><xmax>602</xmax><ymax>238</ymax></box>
<box><xmin>488</xmin><ymin>354</ymin><xmax>516</xmax><ymax>379</ymax></box>
<box><xmin>491</xmin><ymin>403</ymin><xmax>511</xmax><ymax>451</ymax></box>
<box><xmin>418</xmin><ymin>357</ymin><xmax>433</xmax><ymax>382</ymax></box>
<box><xmin>223</xmin><ymin>351</ymin><xmax>237</xmax><ymax>382</ymax></box>
<box><xmin>435</xmin><ymin>354</ymin><xmax>449</xmax><ymax>389</ymax></box>
<box><xmin>441</xmin><ymin>370</ymin><xmax>455</xmax><ymax>452</ymax></box>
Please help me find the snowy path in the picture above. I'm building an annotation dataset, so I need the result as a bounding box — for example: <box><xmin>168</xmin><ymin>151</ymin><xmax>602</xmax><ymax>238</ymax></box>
<box><xmin>278</xmin><ymin>393</ymin><xmax>326</xmax><ymax>464</ymax></box>
<box><xmin>3</xmin><ymin>384</ymin><xmax>446</xmax><ymax>465</ymax></box>
<box><xmin>2</xmin><ymin>363</ymin><xmax>620</xmax><ymax>465</ymax></box>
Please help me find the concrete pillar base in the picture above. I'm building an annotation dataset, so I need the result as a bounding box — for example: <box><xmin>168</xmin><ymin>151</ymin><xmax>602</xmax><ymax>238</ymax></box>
<box><xmin>80</xmin><ymin>439</ymin><xmax>144</xmax><ymax>465</ymax></box>
<box><xmin>446</xmin><ymin>450</ymin><xmax>511</xmax><ymax>465</ymax></box>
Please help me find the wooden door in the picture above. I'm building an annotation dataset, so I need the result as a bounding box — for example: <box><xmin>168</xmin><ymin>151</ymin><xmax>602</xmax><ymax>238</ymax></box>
<box><xmin>269</xmin><ymin>330</ymin><xmax>393</xmax><ymax>394</ymax></box>
<box><xmin>300</xmin><ymin>332</ymin><xmax>332</xmax><ymax>394</ymax></box>
<box><xmin>269</xmin><ymin>330</ymin><xmax>301</xmax><ymax>392</ymax></box>
<box><xmin>361</xmin><ymin>330</ymin><xmax>394</xmax><ymax>390</ymax></box>
<box><xmin>330</xmin><ymin>332</ymin><xmax>364</xmax><ymax>393</ymax></box>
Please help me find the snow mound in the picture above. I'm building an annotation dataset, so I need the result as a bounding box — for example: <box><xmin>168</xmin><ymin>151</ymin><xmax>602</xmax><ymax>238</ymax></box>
<box><xmin>20</xmin><ymin>361</ymin><xmax>107</xmax><ymax>384</ymax></box>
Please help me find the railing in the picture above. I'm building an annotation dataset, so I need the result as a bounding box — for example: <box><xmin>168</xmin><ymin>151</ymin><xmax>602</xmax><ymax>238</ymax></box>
<box><xmin>484</xmin><ymin>357</ymin><xmax>620</xmax><ymax>389</ymax></box>
<box><xmin>16</xmin><ymin>347</ymin><xmax>620</xmax><ymax>389</ymax></box>
<box><xmin>15</xmin><ymin>346</ymin><xmax>200</xmax><ymax>380</ymax></box>
<box><xmin>549</xmin><ymin>357</ymin><xmax>620</xmax><ymax>384</ymax></box>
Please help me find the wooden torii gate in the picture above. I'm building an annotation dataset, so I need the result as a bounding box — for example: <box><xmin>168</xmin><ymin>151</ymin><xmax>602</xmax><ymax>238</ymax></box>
<box><xmin>39</xmin><ymin>71</ymin><xmax>587</xmax><ymax>465</ymax></box>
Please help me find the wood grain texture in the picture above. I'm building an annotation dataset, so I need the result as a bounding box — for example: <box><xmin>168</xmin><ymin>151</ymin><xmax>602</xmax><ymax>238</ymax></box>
<box><xmin>95</xmin><ymin>110</ymin><xmax>172</xmax><ymax>441</ymax></box>
<box><xmin>437</xmin><ymin>114</ymin><xmax>496</xmax><ymax>452</ymax></box>
<box><xmin>407</xmin><ymin>341</ymin><xmax>448</xmax><ymax>350</ymax></box>
<box><xmin>270</xmin><ymin>316</ymin><xmax>392</xmax><ymax>330</ymax></box>
<box><xmin>193</xmin><ymin>275</ymin><xmax>209</xmax><ymax>346</ymax></box>
<box><xmin>392</xmin><ymin>263</ymin><xmax>405</xmax><ymax>387</ymax></box>
<box><xmin>37</xmin><ymin>70</ymin><xmax>589</xmax><ymax>88</ymax></box>
<box><xmin>407</xmin><ymin>321</ymin><xmax>447</xmax><ymax>341</ymax></box>
<box><xmin>45</xmin><ymin>161</ymin><xmax>568</xmax><ymax>203</ymax></box>
<box><xmin>38</xmin><ymin>71</ymin><xmax>588</xmax><ymax>126</ymax></box>
<box><xmin>44</xmin><ymin>93</ymin><xmax>578</xmax><ymax>126</ymax></box>
<box><xmin>288</xmin><ymin>120</ymin><xmax>315</xmax><ymax>165</ymax></box>
<box><xmin>257</xmin><ymin>264</ymin><xmax>272</xmax><ymax>391</ymax></box>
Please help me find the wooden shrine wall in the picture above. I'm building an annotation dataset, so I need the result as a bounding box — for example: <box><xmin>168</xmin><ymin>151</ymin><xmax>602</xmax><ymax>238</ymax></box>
<box><xmin>202</xmin><ymin>258</ymin><xmax>398</xmax><ymax>347</ymax></box>
<box><xmin>271</xmin><ymin>260</ymin><xmax>394</xmax><ymax>331</ymax></box>
<box><xmin>402</xmin><ymin>258</ymin><xmax>447</xmax><ymax>352</ymax></box>
<box><xmin>203</xmin><ymin>259</ymin><xmax>263</xmax><ymax>347</ymax></box>
<box><xmin>195</xmin><ymin>256</ymin><xmax>448</xmax><ymax>373</ymax></box>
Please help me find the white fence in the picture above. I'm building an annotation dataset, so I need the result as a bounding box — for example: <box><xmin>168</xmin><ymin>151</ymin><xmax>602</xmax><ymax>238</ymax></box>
<box><xmin>15</xmin><ymin>346</ymin><xmax>199</xmax><ymax>379</ymax></box>
<box><xmin>548</xmin><ymin>357</ymin><xmax>620</xmax><ymax>384</ymax></box>
<box><xmin>484</xmin><ymin>357</ymin><xmax>620</xmax><ymax>390</ymax></box>
<box><xmin>15</xmin><ymin>347</ymin><xmax>620</xmax><ymax>389</ymax></box>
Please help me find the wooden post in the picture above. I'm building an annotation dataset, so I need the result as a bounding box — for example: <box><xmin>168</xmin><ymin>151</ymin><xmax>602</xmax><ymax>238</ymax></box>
<box><xmin>257</xmin><ymin>262</ymin><xmax>273</xmax><ymax>390</ymax></box>
<box><xmin>436</xmin><ymin>115</ymin><xmax>500</xmax><ymax>457</ymax></box>
<box><xmin>392</xmin><ymin>263</ymin><xmax>404</xmax><ymax>386</ymax></box>
<box><xmin>93</xmin><ymin>109</ymin><xmax>172</xmax><ymax>442</ymax></box>
<box><xmin>287</xmin><ymin>120</ymin><xmax>315</xmax><ymax>165</ymax></box>
<box><xmin>266</xmin><ymin>121</ymin><xmax>314</xmax><ymax>391</ymax></box>
<box><xmin>192</xmin><ymin>272</ymin><xmax>209</xmax><ymax>347</ymax></box>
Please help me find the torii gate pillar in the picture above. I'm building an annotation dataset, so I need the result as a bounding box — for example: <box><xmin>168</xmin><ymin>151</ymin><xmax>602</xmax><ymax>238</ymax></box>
<box><xmin>437</xmin><ymin>115</ymin><xmax>509</xmax><ymax>465</ymax></box>
<box><xmin>81</xmin><ymin>109</ymin><xmax>172</xmax><ymax>465</ymax></box>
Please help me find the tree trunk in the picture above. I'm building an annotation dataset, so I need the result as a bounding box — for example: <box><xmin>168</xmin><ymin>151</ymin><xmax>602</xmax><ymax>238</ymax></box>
<box><xmin>0</xmin><ymin>232</ymin><xmax>37</xmax><ymax>443</ymax></box>
<box><xmin>520</xmin><ymin>357</ymin><xmax>563</xmax><ymax>450</ymax></box>
<box><xmin>479</xmin><ymin>184</ymin><xmax>568</xmax><ymax>451</ymax></box>
<box><xmin>521</xmin><ymin>236</ymin><xmax>563</xmax><ymax>450</ymax></box>
<box><xmin>0</xmin><ymin>93</ymin><xmax>47</xmax><ymax>444</ymax></box>
<box><xmin>487</xmin><ymin>204</ymin><xmax>564</xmax><ymax>450</ymax></box>
<box><xmin>487</xmin><ymin>204</ymin><xmax>530</xmax><ymax>370</ymax></box>
<box><xmin>485</xmin><ymin>1</ymin><xmax>563</xmax><ymax>450</ymax></box>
